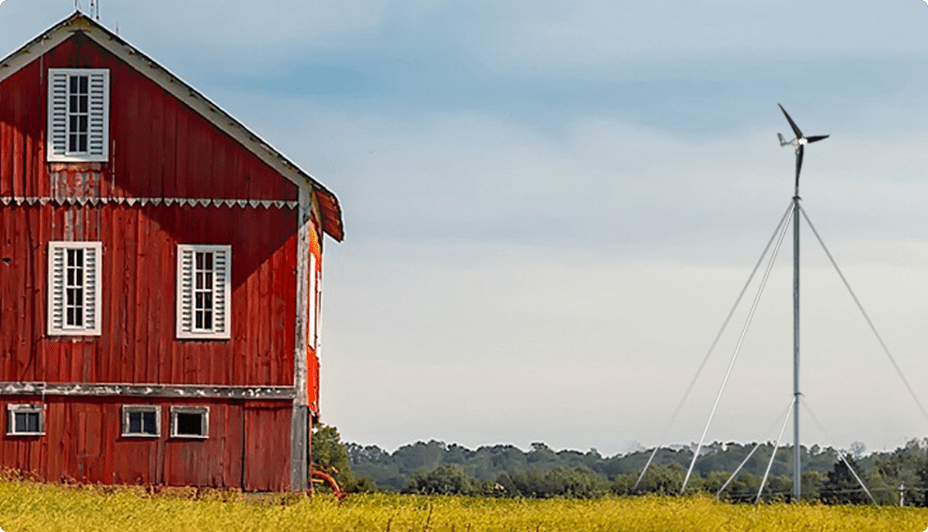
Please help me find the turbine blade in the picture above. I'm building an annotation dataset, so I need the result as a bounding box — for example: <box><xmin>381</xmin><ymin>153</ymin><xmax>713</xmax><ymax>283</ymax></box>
<box><xmin>806</xmin><ymin>135</ymin><xmax>830</xmax><ymax>144</ymax></box>
<box><xmin>778</xmin><ymin>104</ymin><xmax>803</xmax><ymax>139</ymax></box>
<box><xmin>795</xmin><ymin>145</ymin><xmax>804</xmax><ymax>188</ymax></box>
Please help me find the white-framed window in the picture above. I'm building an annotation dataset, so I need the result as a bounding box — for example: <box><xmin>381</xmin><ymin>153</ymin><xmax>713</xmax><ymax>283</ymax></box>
<box><xmin>48</xmin><ymin>241</ymin><xmax>102</xmax><ymax>336</ymax></box>
<box><xmin>121</xmin><ymin>405</ymin><xmax>160</xmax><ymax>437</ymax></box>
<box><xmin>47</xmin><ymin>68</ymin><xmax>110</xmax><ymax>162</ymax></box>
<box><xmin>169</xmin><ymin>406</ymin><xmax>209</xmax><ymax>439</ymax></box>
<box><xmin>176</xmin><ymin>245</ymin><xmax>231</xmax><ymax>339</ymax></box>
<box><xmin>7</xmin><ymin>404</ymin><xmax>46</xmax><ymax>436</ymax></box>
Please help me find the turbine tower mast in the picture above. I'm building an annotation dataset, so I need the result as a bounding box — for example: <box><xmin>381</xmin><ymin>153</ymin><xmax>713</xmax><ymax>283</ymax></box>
<box><xmin>792</xmin><ymin>174</ymin><xmax>801</xmax><ymax>502</ymax></box>
<box><xmin>778</xmin><ymin>104</ymin><xmax>829</xmax><ymax>502</ymax></box>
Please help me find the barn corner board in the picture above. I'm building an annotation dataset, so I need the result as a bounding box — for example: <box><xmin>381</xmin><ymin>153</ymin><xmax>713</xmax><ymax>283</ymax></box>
<box><xmin>0</xmin><ymin>11</ymin><xmax>343</xmax><ymax>492</ymax></box>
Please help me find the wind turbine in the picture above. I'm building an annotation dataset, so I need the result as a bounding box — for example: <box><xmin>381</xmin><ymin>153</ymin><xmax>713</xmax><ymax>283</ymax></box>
<box><xmin>778</xmin><ymin>104</ymin><xmax>830</xmax><ymax>502</ymax></box>
<box><xmin>669</xmin><ymin>106</ymin><xmax>918</xmax><ymax>503</ymax></box>
<box><xmin>777</xmin><ymin>104</ymin><xmax>829</xmax><ymax>192</ymax></box>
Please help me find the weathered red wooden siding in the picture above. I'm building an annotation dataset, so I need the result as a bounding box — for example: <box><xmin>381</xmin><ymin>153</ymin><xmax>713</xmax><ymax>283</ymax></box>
<box><xmin>0</xmin><ymin>203</ymin><xmax>297</xmax><ymax>387</ymax></box>
<box><xmin>0</xmin><ymin>396</ymin><xmax>291</xmax><ymax>491</ymax></box>
<box><xmin>0</xmin><ymin>33</ymin><xmax>309</xmax><ymax>388</ymax></box>
<box><xmin>0</xmin><ymin>27</ymin><xmax>327</xmax><ymax>491</ymax></box>
<box><xmin>0</xmin><ymin>33</ymin><xmax>298</xmax><ymax>201</ymax></box>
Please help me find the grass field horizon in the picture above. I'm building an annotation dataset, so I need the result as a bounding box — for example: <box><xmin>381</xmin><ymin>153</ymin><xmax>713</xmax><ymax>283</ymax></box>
<box><xmin>2</xmin><ymin>477</ymin><xmax>928</xmax><ymax>531</ymax></box>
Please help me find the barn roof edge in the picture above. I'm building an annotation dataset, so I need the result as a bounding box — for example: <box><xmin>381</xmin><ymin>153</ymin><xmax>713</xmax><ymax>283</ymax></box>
<box><xmin>0</xmin><ymin>11</ymin><xmax>344</xmax><ymax>242</ymax></box>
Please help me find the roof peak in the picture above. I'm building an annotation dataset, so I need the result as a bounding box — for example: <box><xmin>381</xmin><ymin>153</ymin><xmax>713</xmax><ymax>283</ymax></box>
<box><xmin>0</xmin><ymin>11</ymin><xmax>343</xmax><ymax>241</ymax></box>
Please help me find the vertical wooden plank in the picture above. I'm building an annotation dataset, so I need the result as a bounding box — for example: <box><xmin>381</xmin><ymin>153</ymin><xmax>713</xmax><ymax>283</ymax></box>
<box><xmin>148</xmin><ymin>86</ymin><xmax>164</xmax><ymax>198</ymax></box>
<box><xmin>133</xmin><ymin>207</ymin><xmax>148</xmax><ymax>383</ymax></box>
<box><xmin>156</xmin><ymin>208</ymin><xmax>173</xmax><ymax>385</ymax></box>
<box><xmin>173</xmin><ymin>105</ymin><xmax>190</xmax><ymax>199</ymax></box>
<box><xmin>123</xmin><ymin>207</ymin><xmax>137</xmax><ymax>382</ymax></box>
<box><xmin>46</xmin><ymin>399</ymin><xmax>64</xmax><ymax>480</ymax></box>
<box><xmin>161</xmin><ymin>90</ymin><xmax>178</xmax><ymax>199</ymax></box>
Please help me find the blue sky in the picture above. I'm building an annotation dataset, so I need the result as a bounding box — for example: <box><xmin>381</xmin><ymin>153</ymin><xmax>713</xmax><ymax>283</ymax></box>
<box><xmin>4</xmin><ymin>0</ymin><xmax>928</xmax><ymax>456</ymax></box>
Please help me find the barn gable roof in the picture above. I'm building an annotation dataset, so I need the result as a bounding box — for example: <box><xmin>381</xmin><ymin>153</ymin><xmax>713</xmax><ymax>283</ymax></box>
<box><xmin>0</xmin><ymin>12</ymin><xmax>344</xmax><ymax>242</ymax></box>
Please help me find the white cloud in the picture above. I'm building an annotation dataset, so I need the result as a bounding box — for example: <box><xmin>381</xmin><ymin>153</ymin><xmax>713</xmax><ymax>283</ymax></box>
<box><xmin>0</xmin><ymin>0</ymin><xmax>389</xmax><ymax>76</ymax></box>
<box><xmin>322</xmin><ymin>238</ymin><xmax>928</xmax><ymax>454</ymax></box>
<box><xmin>483</xmin><ymin>0</ymin><xmax>928</xmax><ymax>73</ymax></box>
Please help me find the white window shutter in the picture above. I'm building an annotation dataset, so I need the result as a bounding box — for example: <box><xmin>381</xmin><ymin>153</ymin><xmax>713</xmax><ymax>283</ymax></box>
<box><xmin>47</xmin><ymin>71</ymin><xmax>68</xmax><ymax>160</ymax></box>
<box><xmin>47</xmin><ymin>245</ymin><xmax>65</xmax><ymax>334</ymax></box>
<box><xmin>212</xmin><ymin>248</ymin><xmax>228</xmax><ymax>335</ymax></box>
<box><xmin>176</xmin><ymin>247</ymin><xmax>194</xmax><ymax>337</ymax></box>
<box><xmin>83</xmin><ymin>246</ymin><xmax>100</xmax><ymax>334</ymax></box>
<box><xmin>87</xmin><ymin>72</ymin><xmax>109</xmax><ymax>159</ymax></box>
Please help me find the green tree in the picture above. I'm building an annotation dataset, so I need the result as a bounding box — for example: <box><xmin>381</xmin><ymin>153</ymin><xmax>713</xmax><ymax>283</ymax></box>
<box><xmin>822</xmin><ymin>456</ymin><xmax>870</xmax><ymax>504</ymax></box>
<box><xmin>871</xmin><ymin>442</ymin><xmax>924</xmax><ymax>505</ymax></box>
<box><xmin>404</xmin><ymin>465</ymin><xmax>478</xmax><ymax>495</ymax></box>
<box><xmin>800</xmin><ymin>470</ymin><xmax>827</xmax><ymax>502</ymax></box>
<box><xmin>312</xmin><ymin>423</ymin><xmax>369</xmax><ymax>492</ymax></box>
<box><xmin>633</xmin><ymin>463</ymin><xmax>699</xmax><ymax>495</ymax></box>
<box><xmin>612</xmin><ymin>472</ymin><xmax>636</xmax><ymax>495</ymax></box>
<box><xmin>496</xmin><ymin>466</ymin><xmax>610</xmax><ymax>499</ymax></box>
<box><xmin>527</xmin><ymin>442</ymin><xmax>558</xmax><ymax>465</ymax></box>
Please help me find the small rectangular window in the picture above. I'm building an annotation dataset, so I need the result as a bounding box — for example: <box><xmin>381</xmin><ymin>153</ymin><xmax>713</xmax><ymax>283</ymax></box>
<box><xmin>65</xmin><ymin>248</ymin><xmax>85</xmax><ymax>327</ymax></box>
<box><xmin>170</xmin><ymin>406</ymin><xmax>208</xmax><ymax>439</ymax></box>
<box><xmin>121</xmin><ymin>405</ymin><xmax>160</xmax><ymax>437</ymax></box>
<box><xmin>194</xmin><ymin>251</ymin><xmax>215</xmax><ymax>331</ymax></box>
<box><xmin>68</xmin><ymin>74</ymin><xmax>89</xmax><ymax>153</ymax></box>
<box><xmin>7</xmin><ymin>404</ymin><xmax>46</xmax><ymax>436</ymax></box>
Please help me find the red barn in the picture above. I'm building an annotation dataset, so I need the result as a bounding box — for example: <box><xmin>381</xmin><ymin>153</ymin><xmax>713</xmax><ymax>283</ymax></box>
<box><xmin>0</xmin><ymin>12</ymin><xmax>344</xmax><ymax>492</ymax></box>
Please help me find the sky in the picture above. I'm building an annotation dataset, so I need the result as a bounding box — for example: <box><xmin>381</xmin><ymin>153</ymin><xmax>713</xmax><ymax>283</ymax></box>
<box><xmin>3</xmin><ymin>0</ymin><xmax>928</xmax><ymax>457</ymax></box>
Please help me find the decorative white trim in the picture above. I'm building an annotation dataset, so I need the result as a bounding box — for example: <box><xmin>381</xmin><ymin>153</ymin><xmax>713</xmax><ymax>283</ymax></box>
<box><xmin>0</xmin><ymin>382</ymin><xmax>295</xmax><ymax>399</ymax></box>
<box><xmin>121</xmin><ymin>405</ymin><xmax>161</xmax><ymax>437</ymax></box>
<box><xmin>7</xmin><ymin>404</ymin><xmax>46</xmax><ymax>436</ymax></box>
<box><xmin>293</xmin><ymin>188</ymin><xmax>312</xmax><ymax>407</ymax></box>
<box><xmin>46</xmin><ymin>68</ymin><xmax>110</xmax><ymax>162</ymax></box>
<box><xmin>47</xmin><ymin>241</ymin><xmax>102</xmax><ymax>336</ymax></box>
<box><xmin>176</xmin><ymin>244</ymin><xmax>231</xmax><ymax>340</ymax></box>
<box><xmin>169</xmin><ymin>406</ymin><xmax>209</xmax><ymax>439</ymax></box>
<box><xmin>0</xmin><ymin>196</ymin><xmax>298</xmax><ymax>209</ymax></box>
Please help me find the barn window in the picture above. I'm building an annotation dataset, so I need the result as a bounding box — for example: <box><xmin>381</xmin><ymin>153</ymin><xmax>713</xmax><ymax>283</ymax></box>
<box><xmin>47</xmin><ymin>68</ymin><xmax>109</xmax><ymax>162</ymax></box>
<box><xmin>169</xmin><ymin>406</ymin><xmax>209</xmax><ymax>439</ymax></box>
<box><xmin>7</xmin><ymin>404</ymin><xmax>46</xmax><ymax>436</ymax></box>
<box><xmin>121</xmin><ymin>405</ymin><xmax>160</xmax><ymax>437</ymax></box>
<box><xmin>176</xmin><ymin>245</ymin><xmax>231</xmax><ymax>339</ymax></box>
<box><xmin>48</xmin><ymin>241</ymin><xmax>102</xmax><ymax>336</ymax></box>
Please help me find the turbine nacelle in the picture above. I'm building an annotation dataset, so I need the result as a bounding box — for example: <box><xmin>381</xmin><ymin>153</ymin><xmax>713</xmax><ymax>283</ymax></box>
<box><xmin>778</xmin><ymin>133</ymin><xmax>803</xmax><ymax>150</ymax></box>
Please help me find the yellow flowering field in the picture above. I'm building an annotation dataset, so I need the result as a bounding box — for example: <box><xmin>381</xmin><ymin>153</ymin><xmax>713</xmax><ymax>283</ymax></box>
<box><xmin>1</xmin><ymin>479</ymin><xmax>927</xmax><ymax>532</ymax></box>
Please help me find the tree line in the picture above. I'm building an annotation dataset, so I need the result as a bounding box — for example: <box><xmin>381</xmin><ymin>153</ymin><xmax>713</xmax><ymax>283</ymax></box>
<box><xmin>312</xmin><ymin>425</ymin><xmax>928</xmax><ymax>504</ymax></box>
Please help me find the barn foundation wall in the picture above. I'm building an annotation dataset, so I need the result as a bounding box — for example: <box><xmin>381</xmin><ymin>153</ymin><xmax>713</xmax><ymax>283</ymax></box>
<box><xmin>0</xmin><ymin>396</ymin><xmax>296</xmax><ymax>492</ymax></box>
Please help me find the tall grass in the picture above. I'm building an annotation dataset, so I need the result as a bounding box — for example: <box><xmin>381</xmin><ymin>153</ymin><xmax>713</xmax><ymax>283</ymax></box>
<box><xmin>0</xmin><ymin>478</ymin><xmax>927</xmax><ymax>531</ymax></box>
